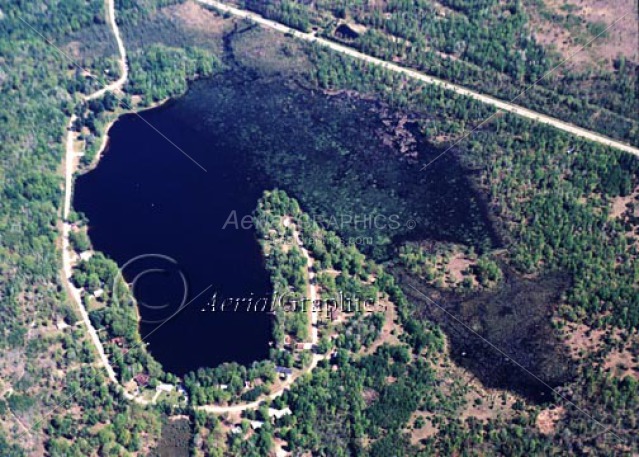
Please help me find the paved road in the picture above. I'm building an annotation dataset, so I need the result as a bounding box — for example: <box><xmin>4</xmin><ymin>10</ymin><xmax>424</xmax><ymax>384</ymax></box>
<box><xmin>197</xmin><ymin>0</ymin><xmax>639</xmax><ymax>157</ymax></box>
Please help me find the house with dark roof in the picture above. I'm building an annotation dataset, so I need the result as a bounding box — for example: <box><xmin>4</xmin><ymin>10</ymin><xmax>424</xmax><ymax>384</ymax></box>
<box><xmin>275</xmin><ymin>366</ymin><xmax>293</xmax><ymax>379</ymax></box>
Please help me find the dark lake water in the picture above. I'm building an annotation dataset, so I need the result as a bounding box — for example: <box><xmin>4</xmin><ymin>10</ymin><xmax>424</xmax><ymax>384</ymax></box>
<box><xmin>74</xmin><ymin>93</ymin><xmax>275</xmax><ymax>375</ymax></box>
<box><xmin>75</xmin><ymin>73</ymin><xmax>498</xmax><ymax>376</ymax></box>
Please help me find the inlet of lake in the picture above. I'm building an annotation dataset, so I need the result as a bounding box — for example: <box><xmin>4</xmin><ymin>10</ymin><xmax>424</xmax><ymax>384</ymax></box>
<box><xmin>75</xmin><ymin>72</ymin><xmax>499</xmax><ymax>377</ymax></box>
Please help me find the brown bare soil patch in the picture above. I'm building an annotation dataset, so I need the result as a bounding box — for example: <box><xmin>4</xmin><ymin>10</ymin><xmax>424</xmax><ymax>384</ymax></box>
<box><xmin>527</xmin><ymin>0</ymin><xmax>638</xmax><ymax>70</ymax></box>
<box><xmin>447</xmin><ymin>254</ymin><xmax>475</xmax><ymax>283</ymax></box>
<box><xmin>561</xmin><ymin>320</ymin><xmax>639</xmax><ymax>380</ymax></box>
<box><xmin>361</xmin><ymin>299</ymin><xmax>402</xmax><ymax>355</ymax></box>
<box><xmin>604</xmin><ymin>346</ymin><xmax>639</xmax><ymax>380</ymax></box>
<box><xmin>562</xmin><ymin>322</ymin><xmax>607</xmax><ymax>358</ymax></box>
<box><xmin>408</xmin><ymin>411</ymin><xmax>438</xmax><ymax>444</ymax></box>
<box><xmin>610</xmin><ymin>194</ymin><xmax>634</xmax><ymax>219</ymax></box>
<box><xmin>362</xmin><ymin>388</ymin><xmax>380</xmax><ymax>406</ymax></box>
<box><xmin>536</xmin><ymin>405</ymin><xmax>565</xmax><ymax>435</ymax></box>
<box><xmin>168</xmin><ymin>1</ymin><xmax>228</xmax><ymax>36</ymax></box>
<box><xmin>609</xmin><ymin>186</ymin><xmax>639</xmax><ymax>219</ymax></box>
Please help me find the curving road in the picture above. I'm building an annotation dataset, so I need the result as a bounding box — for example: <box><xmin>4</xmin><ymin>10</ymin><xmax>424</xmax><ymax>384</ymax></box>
<box><xmin>86</xmin><ymin>0</ymin><xmax>128</xmax><ymax>102</ymax></box>
<box><xmin>196</xmin><ymin>0</ymin><xmax>639</xmax><ymax>157</ymax></box>
<box><xmin>197</xmin><ymin>217</ymin><xmax>324</xmax><ymax>414</ymax></box>
<box><xmin>62</xmin><ymin>12</ymin><xmax>322</xmax><ymax>407</ymax></box>
<box><xmin>195</xmin><ymin>354</ymin><xmax>324</xmax><ymax>414</ymax></box>
<box><xmin>62</xmin><ymin>0</ymin><xmax>324</xmax><ymax>413</ymax></box>
<box><xmin>62</xmin><ymin>0</ymin><xmax>139</xmax><ymax>402</ymax></box>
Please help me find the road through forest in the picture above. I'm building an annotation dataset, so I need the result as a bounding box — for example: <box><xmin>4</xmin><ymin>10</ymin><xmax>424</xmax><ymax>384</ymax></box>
<box><xmin>198</xmin><ymin>0</ymin><xmax>639</xmax><ymax>157</ymax></box>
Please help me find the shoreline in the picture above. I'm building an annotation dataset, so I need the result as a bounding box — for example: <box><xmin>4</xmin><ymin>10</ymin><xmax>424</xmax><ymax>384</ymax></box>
<box><xmin>80</xmin><ymin>97</ymin><xmax>173</xmax><ymax>175</ymax></box>
<box><xmin>59</xmin><ymin>0</ymin><xmax>145</xmax><ymax>404</ymax></box>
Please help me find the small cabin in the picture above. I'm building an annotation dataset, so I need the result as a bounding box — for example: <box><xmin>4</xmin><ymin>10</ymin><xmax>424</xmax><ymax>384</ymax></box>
<box><xmin>275</xmin><ymin>366</ymin><xmax>293</xmax><ymax>379</ymax></box>
<box><xmin>268</xmin><ymin>407</ymin><xmax>292</xmax><ymax>420</ymax></box>
<box><xmin>249</xmin><ymin>420</ymin><xmax>264</xmax><ymax>430</ymax></box>
<box><xmin>109</xmin><ymin>337</ymin><xmax>125</xmax><ymax>347</ymax></box>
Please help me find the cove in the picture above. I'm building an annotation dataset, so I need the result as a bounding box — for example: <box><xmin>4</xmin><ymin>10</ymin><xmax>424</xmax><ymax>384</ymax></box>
<box><xmin>75</xmin><ymin>71</ymin><xmax>497</xmax><ymax>376</ymax></box>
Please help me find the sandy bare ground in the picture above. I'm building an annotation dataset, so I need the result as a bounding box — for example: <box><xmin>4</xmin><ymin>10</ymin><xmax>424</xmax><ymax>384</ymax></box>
<box><xmin>537</xmin><ymin>405</ymin><xmax>565</xmax><ymax>435</ymax></box>
<box><xmin>528</xmin><ymin>0</ymin><xmax>638</xmax><ymax>70</ymax></box>
<box><xmin>609</xmin><ymin>185</ymin><xmax>639</xmax><ymax>219</ymax></box>
<box><xmin>361</xmin><ymin>299</ymin><xmax>402</xmax><ymax>356</ymax></box>
<box><xmin>561</xmin><ymin>321</ymin><xmax>639</xmax><ymax>380</ymax></box>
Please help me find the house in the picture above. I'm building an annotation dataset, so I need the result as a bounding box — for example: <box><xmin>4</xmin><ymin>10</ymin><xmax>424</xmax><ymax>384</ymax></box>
<box><xmin>109</xmin><ymin>337</ymin><xmax>125</xmax><ymax>347</ymax></box>
<box><xmin>133</xmin><ymin>373</ymin><xmax>150</xmax><ymax>387</ymax></box>
<box><xmin>249</xmin><ymin>420</ymin><xmax>264</xmax><ymax>430</ymax></box>
<box><xmin>268</xmin><ymin>407</ymin><xmax>292</xmax><ymax>420</ymax></box>
<box><xmin>156</xmin><ymin>383</ymin><xmax>174</xmax><ymax>393</ymax></box>
<box><xmin>79</xmin><ymin>251</ymin><xmax>93</xmax><ymax>261</ymax></box>
<box><xmin>275</xmin><ymin>366</ymin><xmax>293</xmax><ymax>379</ymax></box>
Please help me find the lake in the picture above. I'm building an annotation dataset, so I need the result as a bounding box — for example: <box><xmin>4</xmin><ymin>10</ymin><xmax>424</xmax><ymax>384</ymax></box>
<box><xmin>75</xmin><ymin>72</ymin><xmax>497</xmax><ymax>376</ymax></box>
<box><xmin>74</xmin><ymin>87</ymin><xmax>275</xmax><ymax>375</ymax></box>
